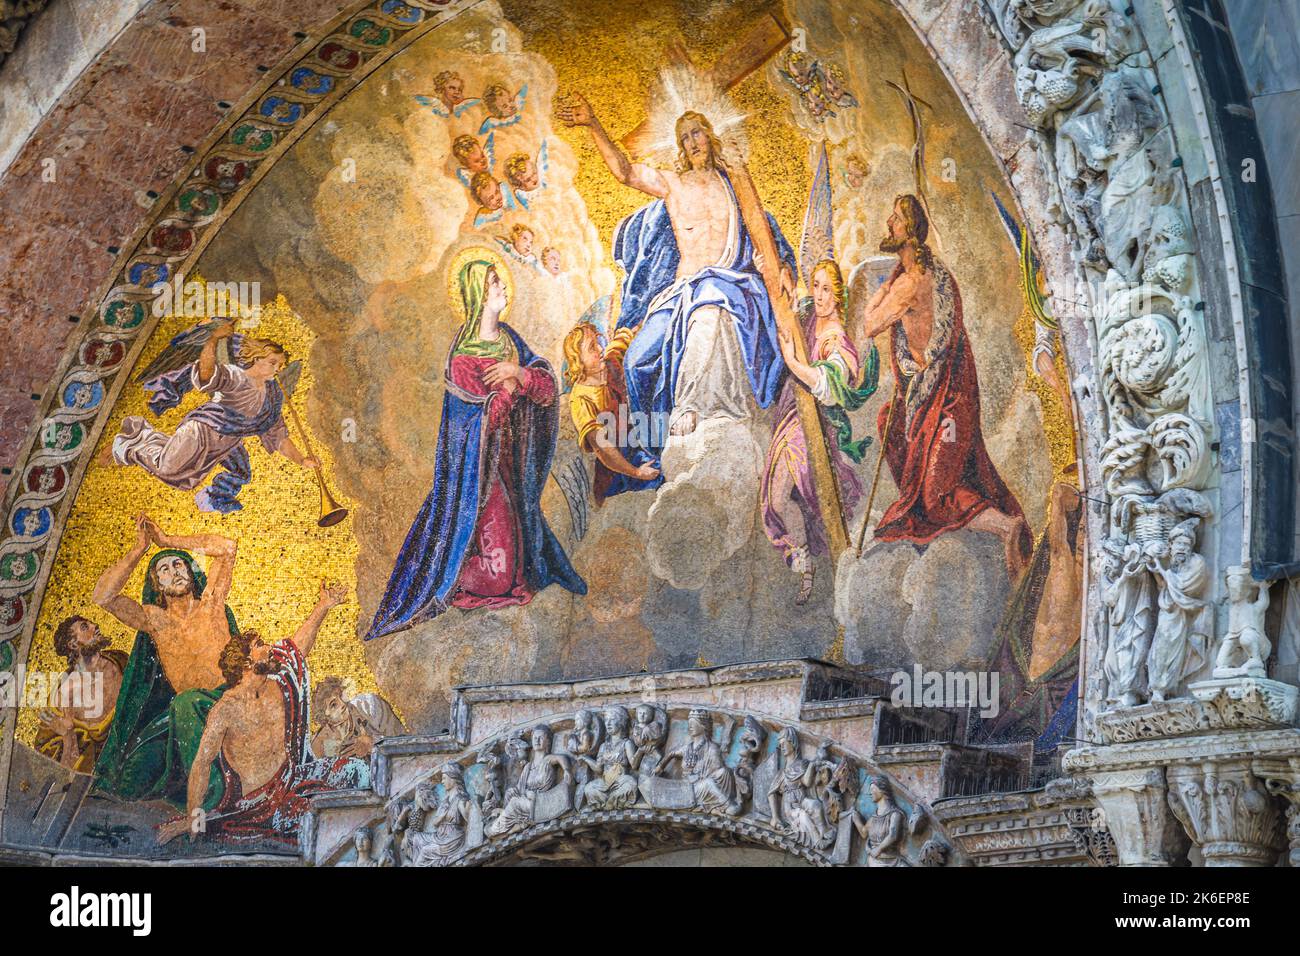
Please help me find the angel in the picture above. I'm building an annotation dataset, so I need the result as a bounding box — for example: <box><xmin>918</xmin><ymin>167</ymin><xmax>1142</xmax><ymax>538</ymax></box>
<box><xmin>495</xmin><ymin>223</ymin><xmax>541</xmax><ymax>271</ymax></box>
<box><xmin>816</xmin><ymin>63</ymin><xmax>859</xmax><ymax>110</ymax></box>
<box><xmin>469</xmin><ymin>171</ymin><xmax>517</xmax><ymax>229</ymax></box>
<box><xmin>98</xmin><ymin>320</ymin><xmax>317</xmax><ymax>513</ymax></box>
<box><xmin>452</xmin><ymin>132</ymin><xmax>495</xmax><ymax>191</ymax></box>
<box><xmin>478</xmin><ymin>82</ymin><xmax>527</xmax><ymax>135</ymax></box>
<box><xmin>504</xmin><ymin>141</ymin><xmax>548</xmax><ymax>210</ymax></box>
<box><xmin>779</xmin><ymin>50</ymin><xmax>818</xmax><ymax>94</ymax></box>
<box><xmin>414</xmin><ymin>69</ymin><xmax>481</xmax><ymax>119</ymax></box>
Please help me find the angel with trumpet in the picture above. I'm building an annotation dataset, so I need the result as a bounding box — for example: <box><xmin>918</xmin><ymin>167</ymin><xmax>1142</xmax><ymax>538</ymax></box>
<box><xmin>99</xmin><ymin>319</ymin><xmax>322</xmax><ymax>515</ymax></box>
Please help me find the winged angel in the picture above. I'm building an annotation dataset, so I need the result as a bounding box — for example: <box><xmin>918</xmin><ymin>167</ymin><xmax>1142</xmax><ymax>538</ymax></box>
<box><xmin>98</xmin><ymin>320</ymin><xmax>318</xmax><ymax>513</ymax></box>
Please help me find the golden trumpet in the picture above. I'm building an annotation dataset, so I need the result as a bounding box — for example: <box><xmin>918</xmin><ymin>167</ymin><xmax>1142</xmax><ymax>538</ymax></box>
<box><xmin>277</xmin><ymin>373</ymin><xmax>348</xmax><ymax>528</ymax></box>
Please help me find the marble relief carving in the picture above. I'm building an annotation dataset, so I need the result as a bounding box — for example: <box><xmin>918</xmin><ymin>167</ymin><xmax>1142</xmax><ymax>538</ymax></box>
<box><xmin>342</xmin><ymin>706</ymin><xmax>951</xmax><ymax>868</ymax></box>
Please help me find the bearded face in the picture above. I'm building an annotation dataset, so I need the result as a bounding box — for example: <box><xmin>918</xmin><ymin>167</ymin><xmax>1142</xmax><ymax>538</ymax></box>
<box><xmin>880</xmin><ymin>203</ymin><xmax>910</xmax><ymax>253</ymax></box>
<box><xmin>70</xmin><ymin>620</ymin><xmax>110</xmax><ymax>663</ymax></box>
<box><xmin>153</xmin><ymin>556</ymin><xmax>195</xmax><ymax>599</ymax></box>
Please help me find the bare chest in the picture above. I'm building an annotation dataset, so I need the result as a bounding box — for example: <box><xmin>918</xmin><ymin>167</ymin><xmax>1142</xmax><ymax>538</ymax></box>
<box><xmin>666</xmin><ymin>174</ymin><xmax>730</xmax><ymax>265</ymax></box>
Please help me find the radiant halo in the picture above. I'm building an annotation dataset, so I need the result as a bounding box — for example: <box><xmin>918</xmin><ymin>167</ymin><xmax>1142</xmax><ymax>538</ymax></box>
<box><xmin>446</xmin><ymin>245</ymin><xmax>516</xmax><ymax>323</ymax></box>
<box><xmin>636</xmin><ymin>65</ymin><xmax>751</xmax><ymax>166</ymax></box>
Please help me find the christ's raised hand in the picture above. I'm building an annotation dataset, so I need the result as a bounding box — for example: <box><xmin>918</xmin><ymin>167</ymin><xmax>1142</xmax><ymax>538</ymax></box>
<box><xmin>554</xmin><ymin>92</ymin><xmax>593</xmax><ymax>127</ymax></box>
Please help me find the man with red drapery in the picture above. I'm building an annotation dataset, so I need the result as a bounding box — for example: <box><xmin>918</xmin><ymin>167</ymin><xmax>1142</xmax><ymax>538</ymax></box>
<box><xmin>859</xmin><ymin>194</ymin><xmax>1032</xmax><ymax>575</ymax></box>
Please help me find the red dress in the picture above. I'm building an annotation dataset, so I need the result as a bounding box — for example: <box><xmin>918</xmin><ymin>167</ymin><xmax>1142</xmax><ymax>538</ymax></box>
<box><xmin>447</xmin><ymin>352</ymin><xmax>558</xmax><ymax>609</ymax></box>
<box><xmin>874</xmin><ymin>263</ymin><xmax>1025</xmax><ymax>546</ymax></box>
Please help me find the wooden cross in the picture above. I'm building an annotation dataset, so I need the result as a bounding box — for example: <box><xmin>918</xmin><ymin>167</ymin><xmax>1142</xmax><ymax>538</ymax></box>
<box><xmin>618</xmin><ymin>13</ymin><xmax>853</xmax><ymax>561</ymax></box>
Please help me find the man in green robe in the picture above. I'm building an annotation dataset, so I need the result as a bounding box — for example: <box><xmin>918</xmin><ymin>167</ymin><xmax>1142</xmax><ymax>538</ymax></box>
<box><xmin>92</xmin><ymin>516</ymin><xmax>241</xmax><ymax>809</ymax></box>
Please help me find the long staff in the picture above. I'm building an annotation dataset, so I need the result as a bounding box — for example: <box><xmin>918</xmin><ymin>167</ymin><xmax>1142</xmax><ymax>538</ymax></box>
<box><xmin>855</xmin><ymin>384</ymin><xmax>899</xmax><ymax>558</ymax></box>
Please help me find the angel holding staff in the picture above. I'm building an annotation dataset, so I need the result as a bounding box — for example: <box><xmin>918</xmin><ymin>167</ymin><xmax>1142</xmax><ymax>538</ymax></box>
<box><xmin>98</xmin><ymin>320</ymin><xmax>319</xmax><ymax>513</ymax></box>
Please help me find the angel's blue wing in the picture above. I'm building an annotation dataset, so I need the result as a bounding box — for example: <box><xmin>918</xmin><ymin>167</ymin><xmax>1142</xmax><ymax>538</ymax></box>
<box><xmin>413</xmin><ymin>94</ymin><xmax>450</xmax><ymax>118</ymax></box>
<box><xmin>134</xmin><ymin>321</ymin><xmax>223</xmax><ymax>384</ymax></box>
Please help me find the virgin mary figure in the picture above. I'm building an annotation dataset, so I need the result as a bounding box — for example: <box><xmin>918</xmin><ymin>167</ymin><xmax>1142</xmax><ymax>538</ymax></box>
<box><xmin>365</xmin><ymin>253</ymin><xmax>586</xmax><ymax>641</ymax></box>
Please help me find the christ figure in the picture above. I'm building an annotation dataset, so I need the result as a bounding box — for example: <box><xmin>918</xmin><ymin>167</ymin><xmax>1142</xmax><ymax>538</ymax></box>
<box><xmin>556</xmin><ymin>95</ymin><xmax>797</xmax><ymax>494</ymax></box>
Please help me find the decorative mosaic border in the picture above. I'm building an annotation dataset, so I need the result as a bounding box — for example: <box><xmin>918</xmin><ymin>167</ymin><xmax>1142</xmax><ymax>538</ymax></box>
<box><xmin>0</xmin><ymin>0</ymin><xmax>486</xmax><ymax>665</ymax></box>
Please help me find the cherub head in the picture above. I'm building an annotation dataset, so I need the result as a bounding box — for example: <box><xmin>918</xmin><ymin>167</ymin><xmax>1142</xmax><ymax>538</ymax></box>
<box><xmin>845</xmin><ymin>153</ymin><xmax>870</xmax><ymax>189</ymax></box>
<box><xmin>541</xmin><ymin>246</ymin><xmax>562</xmax><ymax>276</ymax></box>
<box><xmin>508</xmin><ymin>223</ymin><xmax>534</xmax><ymax>257</ymax></box>
<box><xmin>505</xmin><ymin>152</ymin><xmax>539</xmax><ymax>191</ymax></box>
<box><xmin>433</xmin><ymin>70</ymin><xmax>465</xmax><ymax>109</ymax></box>
<box><xmin>483</xmin><ymin>84</ymin><xmax>517</xmax><ymax>120</ymax></box>
<box><xmin>470</xmin><ymin>171</ymin><xmax>504</xmax><ymax>212</ymax></box>
<box><xmin>452</xmin><ymin>134</ymin><xmax>489</xmax><ymax>173</ymax></box>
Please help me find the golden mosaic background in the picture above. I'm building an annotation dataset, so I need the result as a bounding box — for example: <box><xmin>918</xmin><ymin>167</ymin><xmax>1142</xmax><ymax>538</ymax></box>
<box><xmin>19</xmin><ymin>283</ymin><xmax>382</xmax><ymax>745</ymax></box>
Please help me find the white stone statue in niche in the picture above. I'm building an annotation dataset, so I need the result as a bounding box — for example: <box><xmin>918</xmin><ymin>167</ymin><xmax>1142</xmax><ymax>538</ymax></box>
<box><xmin>1213</xmin><ymin>566</ymin><xmax>1272</xmax><ymax>680</ymax></box>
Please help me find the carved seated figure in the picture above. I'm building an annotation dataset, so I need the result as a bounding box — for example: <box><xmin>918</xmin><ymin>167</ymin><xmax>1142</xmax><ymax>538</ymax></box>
<box><xmin>652</xmin><ymin>709</ymin><xmax>742</xmax><ymax>816</ymax></box>
<box><xmin>767</xmin><ymin>727</ymin><xmax>834</xmax><ymax>849</ymax></box>
<box><xmin>486</xmin><ymin>724</ymin><xmax>571</xmax><ymax>837</ymax></box>
<box><xmin>630</xmin><ymin>702</ymin><xmax>667</xmax><ymax>775</ymax></box>
<box><xmin>567</xmin><ymin>708</ymin><xmax>602</xmax><ymax>810</ymax></box>
<box><xmin>579</xmin><ymin>705</ymin><xmax>640</xmax><ymax>811</ymax></box>
<box><xmin>407</xmin><ymin>763</ymin><xmax>477</xmax><ymax>866</ymax></box>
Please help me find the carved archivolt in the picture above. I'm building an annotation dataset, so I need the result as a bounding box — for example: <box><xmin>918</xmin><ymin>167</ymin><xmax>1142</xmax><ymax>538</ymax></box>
<box><xmin>983</xmin><ymin>0</ymin><xmax>1245</xmax><ymax>718</ymax></box>
<box><xmin>332</xmin><ymin>705</ymin><xmax>954</xmax><ymax>868</ymax></box>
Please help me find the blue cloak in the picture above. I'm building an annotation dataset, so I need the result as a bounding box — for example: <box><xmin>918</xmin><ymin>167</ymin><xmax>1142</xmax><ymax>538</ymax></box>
<box><xmin>365</xmin><ymin>324</ymin><xmax>586</xmax><ymax>641</ymax></box>
<box><xmin>610</xmin><ymin>168</ymin><xmax>796</xmax><ymax>494</ymax></box>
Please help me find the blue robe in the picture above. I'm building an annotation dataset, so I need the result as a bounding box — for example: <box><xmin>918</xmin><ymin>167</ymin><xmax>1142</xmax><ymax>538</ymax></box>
<box><xmin>610</xmin><ymin>169</ymin><xmax>796</xmax><ymax>495</ymax></box>
<box><xmin>365</xmin><ymin>324</ymin><xmax>586</xmax><ymax>641</ymax></box>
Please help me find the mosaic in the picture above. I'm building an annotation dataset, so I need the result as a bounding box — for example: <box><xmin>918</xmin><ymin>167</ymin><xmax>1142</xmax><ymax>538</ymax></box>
<box><xmin>5</xmin><ymin>0</ymin><xmax>1083</xmax><ymax>858</ymax></box>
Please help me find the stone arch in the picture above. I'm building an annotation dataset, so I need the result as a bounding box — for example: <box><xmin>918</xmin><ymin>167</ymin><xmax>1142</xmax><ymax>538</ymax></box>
<box><xmin>0</xmin><ymin>0</ymin><xmax>1287</xmax><ymax>856</ymax></box>
<box><xmin>310</xmin><ymin>702</ymin><xmax>958</xmax><ymax>868</ymax></box>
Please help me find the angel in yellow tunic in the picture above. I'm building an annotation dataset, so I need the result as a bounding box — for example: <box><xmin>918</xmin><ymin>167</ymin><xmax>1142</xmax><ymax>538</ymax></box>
<box><xmin>563</xmin><ymin>323</ymin><xmax>661</xmax><ymax>505</ymax></box>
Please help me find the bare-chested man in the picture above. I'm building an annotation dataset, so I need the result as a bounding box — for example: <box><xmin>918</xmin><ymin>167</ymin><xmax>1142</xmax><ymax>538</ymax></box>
<box><xmin>91</xmin><ymin>514</ymin><xmax>243</xmax><ymax>803</ymax></box>
<box><xmin>858</xmin><ymin>194</ymin><xmax>1031</xmax><ymax>574</ymax></box>
<box><xmin>556</xmin><ymin>95</ymin><xmax>796</xmax><ymax>483</ymax></box>
<box><xmin>94</xmin><ymin>514</ymin><xmax>236</xmax><ymax>694</ymax></box>
<box><xmin>158</xmin><ymin>581</ymin><xmax>369</xmax><ymax>846</ymax></box>
<box><xmin>35</xmin><ymin>616</ymin><xmax>127</xmax><ymax>773</ymax></box>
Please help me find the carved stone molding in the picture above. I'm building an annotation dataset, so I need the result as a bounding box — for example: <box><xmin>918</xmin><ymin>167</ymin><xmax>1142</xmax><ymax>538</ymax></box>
<box><xmin>313</xmin><ymin>704</ymin><xmax>958</xmax><ymax>868</ymax></box>
<box><xmin>932</xmin><ymin>780</ymin><xmax>1117</xmax><ymax>866</ymax></box>
<box><xmin>1094</xmin><ymin>677</ymin><xmax>1298</xmax><ymax>743</ymax></box>
<box><xmin>977</xmin><ymin>0</ymin><xmax>1270</xmax><ymax>727</ymax></box>
<box><xmin>1166</xmin><ymin>761</ymin><xmax>1284</xmax><ymax>867</ymax></box>
<box><xmin>1089</xmin><ymin>768</ymin><xmax>1187</xmax><ymax>866</ymax></box>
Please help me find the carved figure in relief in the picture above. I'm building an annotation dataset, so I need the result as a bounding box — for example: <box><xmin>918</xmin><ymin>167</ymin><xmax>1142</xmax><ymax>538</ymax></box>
<box><xmin>409</xmin><ymin>763</ymin><xmax>477</xmax><ymax>866</ymax></box>
<box><xmin>486</xmin><ymin>724</ymin><xmax>571</xmax><ymax>836</ymax></box>
<box><xmin>1097</xmin><ymin>536</ymin><xmax>1155</xmax><ymax>707</ymax></box>
<box><xmin>1145</xmin><ymin>519</ymin><xmax>1210</xmax><ymax>702</ymax></box>
<box><xmin>766</xmin><ymin>727</ymin><xmax>834</xmax><ymax>849</ymax></box>
<box><xmin>856</xmin><ymin>775</ymin><xmax>907</xmax><ymax>866</ymax></box>
<box><xmin>630</xmin><ymin>703</ymin><xmax>668</xmax><ymax>775</ymax></box>
<box><xmin>1213</xmin><ymin>566</ymin><xmax>1272</xmax><ymax>680</ymax></box>
<box><xmin>578</xmin><ymin>706</ymin><xmax>640</xmax><ymax>810</ymax></box>
<box><xmin>652</xmin><ymin>709</ymin><xmax>742</xmax><ymax>816</ymax></box>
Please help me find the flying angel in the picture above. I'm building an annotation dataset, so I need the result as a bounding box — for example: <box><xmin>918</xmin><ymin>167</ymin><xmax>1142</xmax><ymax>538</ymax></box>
<box><xmin>99</xmin><ymin>320</ymin><xmax>318</xmax><ymax>513</ymax></box>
